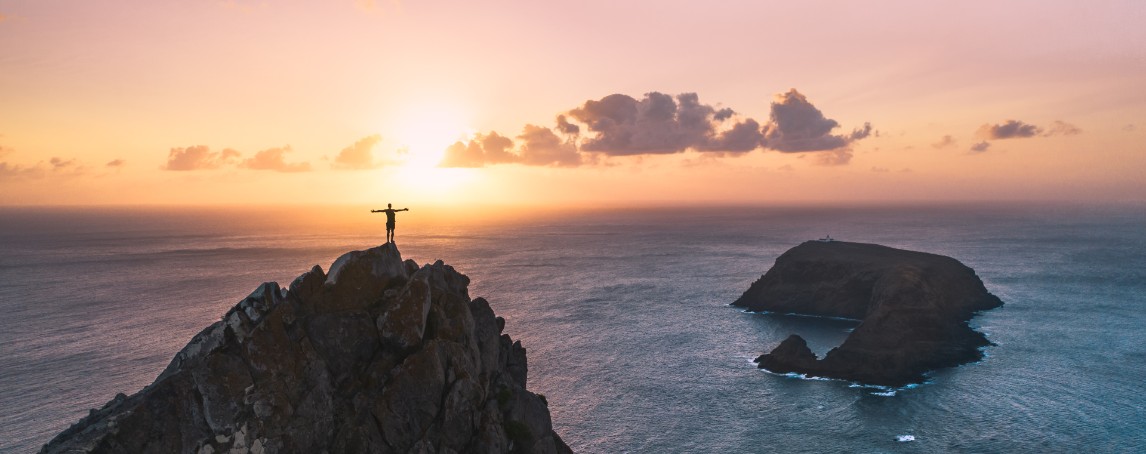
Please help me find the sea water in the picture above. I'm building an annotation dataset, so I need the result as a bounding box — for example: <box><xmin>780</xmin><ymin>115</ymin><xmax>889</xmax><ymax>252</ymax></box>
<box><xmin>1</xmin><ymin>204</ymin><xmax>1144</xmax><ymax>453</ymax></box>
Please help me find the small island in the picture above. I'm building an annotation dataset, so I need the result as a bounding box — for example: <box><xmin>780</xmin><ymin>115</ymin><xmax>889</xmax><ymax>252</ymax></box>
<box><xmin>733</xmin><ymin>240</ymin><xmax>1003</xmax><ymax>387</ymax></box>
<box><xmin>41</xmin><ymin>244</ymin><xmax>572</xmax><ymax>454</ymax></box>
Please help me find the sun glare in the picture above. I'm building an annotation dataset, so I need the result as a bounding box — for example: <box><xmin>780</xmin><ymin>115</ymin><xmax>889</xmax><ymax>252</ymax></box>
<box><xmin>392</xmin><ymin>165</ymin><xmax>481</xmax><ymax>206</ymax></box>
<box><xmin>393</xmin><ymin>103</ymin><xmax>471</xmax><ymax>168</ymax></box>
<box><xmin>384</xmin><ymin>103</ymin><xmax>480</xmax><ymax>203</ymax></box>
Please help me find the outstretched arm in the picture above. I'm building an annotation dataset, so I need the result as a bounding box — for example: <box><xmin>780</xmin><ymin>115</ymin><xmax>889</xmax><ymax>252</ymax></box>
<box><xmin>401</xmin><ymin>208</ymin><xmax>409</xmax><ymax>211</ymax></box>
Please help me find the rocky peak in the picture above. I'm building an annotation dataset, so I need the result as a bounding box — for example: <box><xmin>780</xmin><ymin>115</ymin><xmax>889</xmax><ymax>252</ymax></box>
<box><xmin>42</xmin><ymin>243</ymin><xmax>572</xmax><ymax>454</ymax></box>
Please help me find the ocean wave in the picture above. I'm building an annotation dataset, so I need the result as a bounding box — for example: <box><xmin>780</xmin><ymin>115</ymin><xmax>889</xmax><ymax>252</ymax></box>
<box><xmin>759</xmin><ymin>368</ymin><xmax>926</xmax><ymax>394</ymax></box>
<box><xmin>848</xmin><ymin>381</ymin><xmax>923</xmax><ymax>396</ymax></box>
<box><xmin>753</xmin><ymin>356</ymin><xmax>937</xmax><ymax>395</ymax></box>
<box><xmin>757</xmin><ymin>368</ymin><xmax>833</xmax><ymax>381</ymax></box>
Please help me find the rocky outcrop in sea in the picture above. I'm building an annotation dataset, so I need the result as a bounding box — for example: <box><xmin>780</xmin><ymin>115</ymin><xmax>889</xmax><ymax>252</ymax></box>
<box><xmin>733</xmin><ymin>240</ymin><xmax>1003</xmax><ymax>387</ymax></box>
<box><xmin>42</xmin><ymin>243</ymin><xmax>572</xmax><ymax>454</ymax></box>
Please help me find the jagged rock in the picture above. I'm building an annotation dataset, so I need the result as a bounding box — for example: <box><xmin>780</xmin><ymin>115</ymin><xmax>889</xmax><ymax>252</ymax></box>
<box><xmin>754</xmin><ymin>335</ymin><xmax>818</xmax><ymax>374</ymax></box>
<box><xmin>734</xmin><ymin>240</ymin><xmax>1003</xmax><ymax>387</ymax></box>
<box><xmin>376</xmin><ymin>270</ymin><xmax>431</xmax><ymax>352</ymax></box>
<box><xmin>42</xmin><ymin>243</ymin><xmax>573</xmax><ymax>454</ymax></box>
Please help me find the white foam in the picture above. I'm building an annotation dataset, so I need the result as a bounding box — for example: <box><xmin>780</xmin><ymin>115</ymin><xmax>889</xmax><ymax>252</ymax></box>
<box><xmin>896</xmin><ymin>435</ymin><xmax>915</xmax><ymax>442</ymax></box>
<box><xmin>846</xmin><ymin>382</ymin><xmax>919</xmax><ymax>396</ymax></box>
<box><xmin>762</xmin><ymin>368</ymin><xmax>927</xmax><ymax>394</ymax></box>
<box><xmin>761</xmin><ymin>370</ymin><xmax>834</xmax><ymax>381</ymax></box>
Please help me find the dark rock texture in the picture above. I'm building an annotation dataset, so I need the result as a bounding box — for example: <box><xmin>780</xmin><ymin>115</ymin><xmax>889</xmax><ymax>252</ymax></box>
<box><xmin>42</xmin><ymin>244</ymin><xmax>572</xmax><ymax>454</ymax></box>
<box><xmin>733</xmin><ymin>240</ymin><xmax>1003</xmax><ymax>387</ymax></box>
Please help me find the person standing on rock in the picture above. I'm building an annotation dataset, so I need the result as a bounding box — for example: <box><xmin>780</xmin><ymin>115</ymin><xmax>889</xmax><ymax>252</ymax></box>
<box><xmin>371</xmin><ymin>203</ymin><xmax>409</xmax><ymax>243</ymax></box>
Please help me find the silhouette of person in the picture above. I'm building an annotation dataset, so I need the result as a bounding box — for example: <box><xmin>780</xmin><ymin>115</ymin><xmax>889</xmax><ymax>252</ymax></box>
<box><xmin>371</xmin><ymin>203</ymin><xmax>409</xmax><ymax>243</ymax></box>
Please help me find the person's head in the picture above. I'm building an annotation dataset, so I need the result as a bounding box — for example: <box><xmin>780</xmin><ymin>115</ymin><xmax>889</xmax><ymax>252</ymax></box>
<box><xmin>388</xmin><ymin>203</ymin><xmax>392</xmax><ymax>208</ymax></box>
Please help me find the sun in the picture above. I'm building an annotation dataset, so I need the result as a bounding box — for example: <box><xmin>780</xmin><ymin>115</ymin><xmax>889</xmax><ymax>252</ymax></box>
<box><xmin>385</xmin><ymin>102</ymin><xmax>481</xmax><ymax>203</ymax></box>
<box><xmin>392</xmin><ymin>103</ymin><xmax>471</xmax><ymax>168</ymax></box>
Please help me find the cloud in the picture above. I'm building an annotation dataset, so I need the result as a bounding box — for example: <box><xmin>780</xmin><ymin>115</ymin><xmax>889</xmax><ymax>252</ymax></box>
<box><xmin>555</xmin><ymin>115</ymin><xmax>580</xmax><ymax>135</ymax></box>
<box><xmin>440</xmin><ymin>126</ymin><xmax>579</xmax><ymax>168</ymax></box>
<box><xmin>813</xmin><ymin>149</ymin><xmax>853</xmax><ymax>166</ymax></box>
<box><xmin>699</xmin><ymin>118</ymin><xmax>764</xmax><ymax>153</ymax></box>
<box><xmin>106</xmin><ymin>159</ymin><xmax>126</xmax><ymax>167</ymax></box>
<box><xmin>1123</xmin><ymin>124</ymin><xmax>1136</xmax><ymax>132</ymax></box>
<box><xmin>517</xmin><ymin>125</ymin><xmax>581</xmax><ymax>167</ymax></box>
<box><xmin>241</xmin><ymin>146</ymin><xmax>311</xmax><ymax>172</ymax></box>
<box><xmin>163</xmin><ymin>144</ymin><xmax>316</xmax><ymax>172</ymax></box>
<box><xmin>441</xmin><ymin>132</ymin><xmax>517</xmax><ymax>168</ymax></box>
<box><xmin>164</xmin><ymin>145</ymin><xmax>240</xmax><ymax>170</ymax></box>
<box><xmin>1044</xmin><ymin>120</ymin><xmax>1081</xmax><ymax>137</ymax></box>
<box><xmin>0</xmin><ymin>161</ymin><xmax>39</xmax><ymax>178</ymax></box>
<box><xmin>0</xmin><ymin>161</ymin><xmax>38</xmax><ymax>178</ymax></box>
<box><xmin>760</xmin><ymin>89</ymin><xmax>869</xmax><ymax>152</ymax></box>
<box><xmin>0</xmin><ymin>155</ymin><xmax>87</xmax><ymax>178</ymax></box>
<box><xmin>974</xmin><ymin>119</ymin><xmax>1081</xmax><ymax>141</ymax></box>
<box><xmin>333</xmin><ymin>135</ymin><xmax>389</xmax><ymax>170</ymax></box>
<box><xmin>567</xmin><ymin>92</ymin><xmax>762</xmax><ymax>155</ymax></box>
<box><xmin>49</xmin><ymin>157</ymin><xmax>77</xmax><ymax>170</ymax></box>
<box><xmin>849</xmin><ymin>122</ymin><xmax>873</xmax><ymax>141</ymax></box>
<box><xmin>932</xmin><ymin>135</ymin><xmax>957</xmax><ymax>149</ymax></box>
<box><xmin>437</xmin><ymin>88</ymin><xmax>871</xmax><ymax>167</ymax></box>
<box><xmin>969</xmin><ymin>141</ymin><xmax>991</xmax><ymax>153</ymax></box>
<box><xmin>976</xmin><ymin>120</ymin><xmax>1041</xmax><ymax>139</ymax></box>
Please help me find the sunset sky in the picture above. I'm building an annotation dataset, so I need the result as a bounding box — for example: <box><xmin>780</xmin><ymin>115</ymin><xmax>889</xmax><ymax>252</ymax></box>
<box><xmin>2</xmin><ymin>1</ymin><xmax>1144</xmax><ymax>207</ymax></box>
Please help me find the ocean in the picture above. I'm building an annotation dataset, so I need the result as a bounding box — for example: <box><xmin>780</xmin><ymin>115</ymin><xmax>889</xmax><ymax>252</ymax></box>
<box><xmin>1</xmin><ymin>204</ymin><xmax>1144</xmax><ymax>453</ymax></box>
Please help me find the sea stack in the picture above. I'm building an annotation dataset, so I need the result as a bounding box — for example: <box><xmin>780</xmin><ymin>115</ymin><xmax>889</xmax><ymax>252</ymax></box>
<box><xmin>733</xmin><ymin>240</ymin><xmax>1003</xmax><ymax>387</ymax></box>
<box><xmin>42</xmin><ymin>243</ymin><xmax>572</xmax><ymax>454</ymax></box>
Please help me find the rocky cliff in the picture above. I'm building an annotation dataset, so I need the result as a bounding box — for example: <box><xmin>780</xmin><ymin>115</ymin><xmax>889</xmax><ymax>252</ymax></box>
<box><xmin>732</xmin><ymin>240</ymin><xmax>1003</xmax><ymax>387</ymax></box>
<box><xmin>42</xmin><ymin>244</ymin><xmax>573</xmax><ymax>454</ymax></box>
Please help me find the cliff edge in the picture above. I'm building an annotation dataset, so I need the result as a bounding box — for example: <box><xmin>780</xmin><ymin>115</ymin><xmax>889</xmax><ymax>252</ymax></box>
<box><xmin>732</xmin><ymin>240</ymin><xmax>1003</xmax><ymax>387</ymax></box>
<box><xmin>42</xmin><ymin>243</ymin><xmax>572</xmax><ymax>454</ymax></box>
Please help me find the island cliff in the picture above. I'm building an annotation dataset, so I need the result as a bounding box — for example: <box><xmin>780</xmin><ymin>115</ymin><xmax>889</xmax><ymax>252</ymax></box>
<box><xmin>42</xmin><ymin>244</ymin><xmax>573</xmax><ymax>454</ymax></box>
<box><xmin>732</xmin><ymin>240</ymin><xmax>1003</xmax><ymax>387</ymax></box>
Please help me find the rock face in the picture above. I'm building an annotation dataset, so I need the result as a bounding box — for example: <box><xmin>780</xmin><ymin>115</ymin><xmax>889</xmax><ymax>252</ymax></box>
<box><xmin>732</xmin><ymin>240</ymin><xmax>1003</xmax><ymax>387</ymax></box>
<box><xmin>42</xmin><ymin>244</ymin><xmax>573</xmax><ymax>454</ymax></box>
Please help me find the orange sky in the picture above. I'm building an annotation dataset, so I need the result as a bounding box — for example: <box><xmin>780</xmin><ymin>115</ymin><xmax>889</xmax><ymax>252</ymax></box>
<box><xmin>1</xmin><ymin>1</ymin><xmax>1144</xmax><ymax>207</ymax></box>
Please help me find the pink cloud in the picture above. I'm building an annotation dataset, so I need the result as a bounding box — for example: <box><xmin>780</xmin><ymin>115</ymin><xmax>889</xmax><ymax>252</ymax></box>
<box><xmin>163</xmin><ymin>146</ymin><xmax>240</xmax><ymax>170</ymax></box>
<box><xmin>241</xmin><ymin>146</ymin><xmax>311</xmax><ymax>172</ymax></box>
